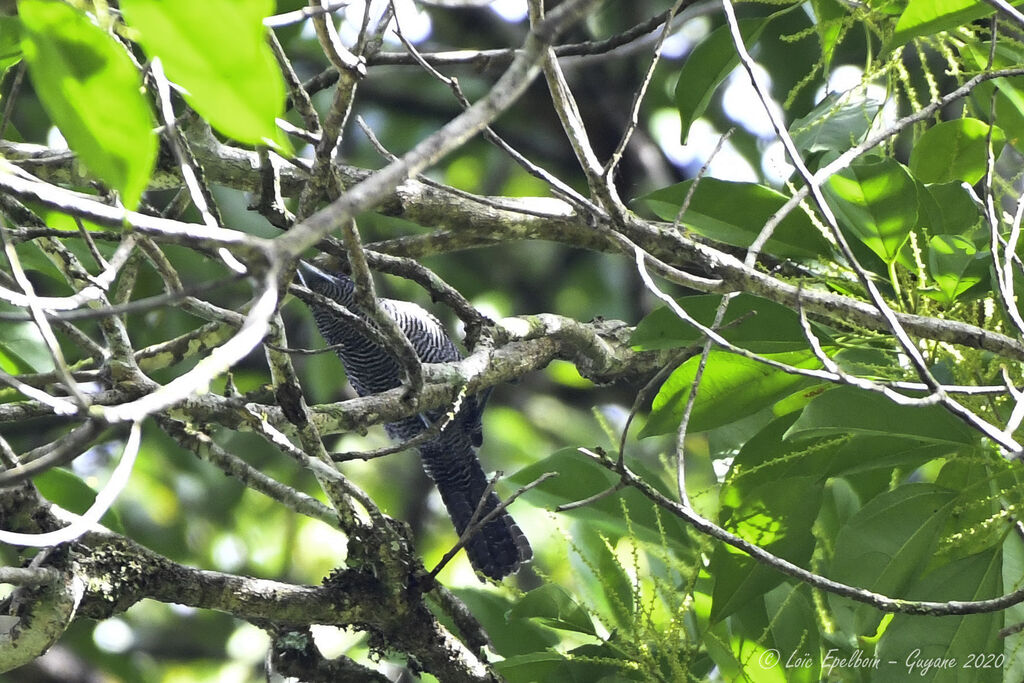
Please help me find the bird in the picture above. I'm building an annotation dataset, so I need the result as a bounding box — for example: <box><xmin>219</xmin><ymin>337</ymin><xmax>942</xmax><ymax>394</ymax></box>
<box><xmin>295</xmin><ymin>260</ymin><xmax>531</xmax><ymax>580</ymax></box>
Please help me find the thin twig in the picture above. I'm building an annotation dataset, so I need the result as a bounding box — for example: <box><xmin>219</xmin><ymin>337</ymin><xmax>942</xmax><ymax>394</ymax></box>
<box><xmin>429</xmin><ymin>471</ymin><xmax>555</xmax><ymax>578</ymax></box>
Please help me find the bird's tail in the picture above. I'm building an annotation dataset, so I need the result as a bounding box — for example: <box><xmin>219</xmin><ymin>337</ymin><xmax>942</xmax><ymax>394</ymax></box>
<box><xmin>421</xmin><ymin>441</ymin><xmax>532</xmax><ymax>580</ymax></box>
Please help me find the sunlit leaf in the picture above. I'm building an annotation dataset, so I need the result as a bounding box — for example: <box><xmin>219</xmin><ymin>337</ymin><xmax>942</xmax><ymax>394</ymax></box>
<box><xmin>891</xmin><ymin>0</ymin><xmax>996</xmax><ymax>48</ymax></box>
<box><xmin>508</xmin><ymin>584</ymin><xmax>597</xmax><ymax>635</ymax></box>
<box><xmin>810</xmin><ymin>0</ymin><xmax>848</xmax><ymax>74</ymax></box>
<box><xmin>926</xmin><ymin>234</ymin><xmax>989</xmax><ymax>304</ymax></box>
<box><xmin>631</xmin><ymin>293</ymin><xmax>833</xmax><ymax>353</ymax></box>
<box><xmin>674</xmin><ymin>18</ymin><xmax>772</xmax><ymax>144</ymax></box>
<box><xmin>19</xmin><ymin>0</ymin><xmax>156</xmax><ymax>208</ymax></box>
<box><xmin>641</xmin><ymin>349</ymin><xmax>825</xmax><ymax>437</ymax></box>
<box><xmin>710</xmin><ymin>476</ymin><xmax>821</xmax><ymax>622</ymax></box>
<box><xmin>909</xmin><ymin>118</ymin><xmax>1005</xmax><ymax>184</ymax></box>
<box><xmin>917</xmin><ymin>181</ymin><xmax>981</xmax><ymax>237</ymax></box>
<box><xmin>0</xmin><ymin>15</ymin><xmax>21</xmax><ymax>75</ymax></box>
<box><xmin>642</xmin><ymin>179</ymin><xmax>833</xmax><ymax>259</ymax></box>
<box><xmin>708</xmin><ymin>416</ymin><xmax>828</xmax><ymax>621</ymax></box>
<box><xmin>787</xmin><ymin>386</ymin><xmax>979</xmax><ymax>445</ymax></box>
<box><xmin>119</xmin><ymin>0</ymin><xmax>291</xmax><ymax>153</ymax></box>
<box><xmin>824</xmin><ymin>158</ymin><xmax>917</xmax><ymax>264</ymax></box>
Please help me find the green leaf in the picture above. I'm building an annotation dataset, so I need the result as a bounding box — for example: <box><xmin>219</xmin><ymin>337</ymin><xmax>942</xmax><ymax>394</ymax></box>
<box><xmin>764</xmin><ymin>584</ymin><xmax>822</xmax><ymax>683</ymax></box>
<box><xmin>993</xmin><ymin>85</ymin><xmax>1024</xmax><ymax>152</ymax></box>
<box><xmin>810</xmin><ymin>0</ymin><xmax>848</xmax><ymax>75</ymax></box>
<box><xmin>641</xmin><ymin>349</ymin><xmax>824</xmax><ymax>437</ymax></box>
<box><xmin>508</xmin><ymin>585</ymin><xmax>596</xmax><ymax>635</ymax></box>
<box><xmin>0</xmin><ymin>16</ymin><xmax>21</xmax><ymax>72</ymax></box>
<box><xmin>631</xmin><ymin>293</ymin><xmax>833</xmax><ymax>353</ymax></box>
<box><xmin>493</xmin><ymin>652</ymin><xmax>570</xmax><ymax>682</ymax></box>
<box><xmin>926</xmin><ymin>234</ymin><xmax>990</xmax><ymax>304</ymax></box>
<box><xmin>786</xmin><ymin>386</ymin><xmax>979</xmax><ymax>446</ymax></box>
<box><xmin>642</xmin><ymin>178</ymin><xmax>833</xmax><ymax>259</ymax></box>
<box><xmin>877</xmin><ymin>549</ymin><xmax>1002</xmax><ymax>680</ymax></box>
<box><xmin>573</xmin><ymin>526</ymin><xmax>634</xmax><ymax>630</ymax></box>
<box><xmin>119</xmin><ymin>0</ymin><xmax>291</xmax><ymax>153</ymax></box>
<box><xmin>909</xmin><ymin>118</ymin><xmax>1006</xmax><ymax>184</ymax></box>
<box><xmin>710</xmin><ymin>476</ymin><xmax>821</xmax><ymax>622</ymax></box>
<box><xmin>828</xmin><ymin>435</ymin><xmax>954</xmax><ymax>477</ymax></box>
<box><xmin>961</xmin><ymin>41</ymin><xmax>1024</xmax><ymax>154</ymax></box>
<box><xmin>495</xmin><ymin>651</ymin><xmax>625</xmax><ymax>682</ymax></box>
<box><xmin>790</xmin><ymin>91</ymin><xmax>882</xmax><ymax>155</ymax></box>
<box><xmin>34</xmin><ymin>468</ymin><xmax>125</xmax><ymax>534</ymax></box>
<box><xmin>828</xmin><ymin>484</ymin><xmax>956</xmax><ymax>635</ymax></box>
<box><xmin>708</xmin><ymin>416</ymin><xmax>829</xmax><ymax>621</ymax></box>
<box><xmin>1003</xmin><ymin>535</ymin><xmax>1024</xmax><ymax>683</ymax></box>
<box><xmin>19</xmin><ymin>0</ymin><xmax>156</xmax><ymax>209</ymax></box>
<box><xmin>40</xmin><ymin>209</ymin><xmax>107</xmax><ymax>234</ymax></box>
<box><xmin>0</xmin><ymin>339</ymin><xmax>35</xmax><ymax>375</ymax></box>
<box><xmin>932</xmin><ymin>457</ymin><xmax>1014</xmax><ymax>567</ymax></box>
<box><xmin>917</xmin><ymin>181</ymin><xmax>981</xmax><ymax>237</ymax></box>
<box><xmin>891</xmin><ymin>0</ymin><xmax>998</xmax><ymax>48</ymax></box>
<box><xmin>674</xmin><ymin>18</ymin><xmax>772</xmax><ymax>144</ymax></box>
<box><xmin>450</xmin><ymin>589</ymin><xmax>558</xmax><ymax>657</ymax></box>
<box><xmin>824</xmin><ymin>158</ymin><xmax>917</xmax><ymax>264</ymax></box>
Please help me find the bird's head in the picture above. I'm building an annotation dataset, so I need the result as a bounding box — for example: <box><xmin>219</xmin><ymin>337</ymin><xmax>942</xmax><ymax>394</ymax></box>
<box><xmin>295</xmin><ymin>260</ymin><xmax>355</xmax><ymax>303</ymax></box>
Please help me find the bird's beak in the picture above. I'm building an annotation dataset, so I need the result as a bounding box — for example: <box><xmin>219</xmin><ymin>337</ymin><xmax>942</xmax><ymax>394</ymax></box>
<box><xmin>295</xmin><ymin>260</ymin><xmax>329</xmax><ymax>289</ymax></box>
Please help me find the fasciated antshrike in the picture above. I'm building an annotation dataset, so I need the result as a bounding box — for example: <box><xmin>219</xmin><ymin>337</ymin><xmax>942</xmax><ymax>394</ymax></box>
<box><xmin>296</xmin><ymin>261</ymin><xmax>531</xmax><ymax>580</ymax></box>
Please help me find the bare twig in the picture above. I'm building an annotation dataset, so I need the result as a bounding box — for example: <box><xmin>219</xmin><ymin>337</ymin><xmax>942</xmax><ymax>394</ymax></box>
<box><xmin>429</xmin><ymin>471</ymin><xmax>555</xmax><ymax>578</ymax></box>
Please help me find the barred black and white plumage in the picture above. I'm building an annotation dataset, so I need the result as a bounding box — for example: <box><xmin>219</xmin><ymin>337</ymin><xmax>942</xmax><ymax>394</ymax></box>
<box><xmin>296</xmin><ymin>260</ymin><xmax>531</xmax><ymax>580</ymax></box>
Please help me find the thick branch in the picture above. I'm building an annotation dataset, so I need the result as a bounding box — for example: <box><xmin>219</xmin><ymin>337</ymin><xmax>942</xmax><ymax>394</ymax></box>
<box><xmin>62</xmin><ymin>533</ymin><xmax>495</xmax><ymax>682</ymax></box>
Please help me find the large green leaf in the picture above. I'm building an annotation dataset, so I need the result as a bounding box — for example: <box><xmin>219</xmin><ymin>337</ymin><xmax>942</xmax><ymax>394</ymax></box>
<box><xmin>828</xmin><ymin>435</ymin><xmax>955</xmax><ymax>477</ymax></box>
<box><xmin>642</xmin><ymin>178</ymin><xmax>833</xmax><ymax>259</ymax></box>
<box><xmin>824</xmin><ymin>158</ymin><xmax>917</xmax><ymax>264</ymax></box>
<box><xmin>630</xmin><ymin>293</ymin><xmax>833</xmax><ymax>353</ymax></box>
<box><xmin>709</xmin><ymin>416</ymin><xmax>828</xmax><ymax>622</ymax></box>
<box><xmin>0</xmin><ymin>338</ymin><xmax>36</xmax><ymax>375</ymax></box>
<box><xmin>710</xmin><ymin>476</ymin><xmax>822</xmax><ymax>623</ymax></box>
<box><xmin>828</xmin><ymin>484</ymin><xmax>956</xmax><ymax>635</ymax></box>
<box><xmin>994</xmin><ymin>84</ymin><xmax>1024</xmax><ymax>152</ymax></box>
<box><xmin>909</xmin><ymin>118</ymin><xmax>1005</xmax><ymax>184</ymax></box>
<box><xmin>1003</xmin><ymin>535</ymin><xmax>1024</xmax><ymax>683</ymax></box>
<box><xmin>926</xmin><ymin>234</ymin><xmax>990</xmax><ymax>305</ymax></box>
<box><xmin>786</xmin><ymin>386</ymin><xmax>979</xmax><ymax>446</ymax></box>
<box><xmin>674</xmin><ymin>18</ymin><xmax>772</xmax><ymax>144</ymax></box>
<box><xmin>764</xmin><ymin>584</ymin><xmax>821</xmax><ymax>683</ymax></box>
<box><xmin>917</xmin><ymin>181</ymin><xmax>981</xmax><ymax>237</ymax></box>
<box><xmin>961</xmin><ymin>40</ymin><xmax>1024</xmax><ymax>152</ymax></box>
<box><xmin>0</xmin><ymin>15</ymin><xmax>21</xmax><ymax>74</ymax></box>
<box><xmin>450</xmin><ymin>589</ymin><xmax>558</xmax><ymax>657</ymax></box>
<box><xmin>19</xmin><ymin>0</ymin><xmax>156</xmax><ymax>209</ymax></box>
<box><xmin>790</xmin><ymin>91</ymin><xmax>882</xmax><ymax>155</ymax></box>
<box><xmin>877</xmin><ymin>549</ymin><xmax>1002</xmax><ymax>682</ymax></box>
<box><xmin>495</xmin><ymin>651</ymin><xmax>626</xmax><ymax>682</ymax></box>
<box><xmin>507</xmin><ymin>585</ymin><xmax>596</xmax><ymax>635</ymax></box>
<box><xmin>641</xmin><ymin>349</ymin><xmax>824</xmax><ymax>437</ymax></box>
<box><xmin>119</xmin><ymin>0</ymin><xmax>290</xmax><ymax>152</ymax></box>
<box><xmin>891</xmin><ymin>0</ymin><xmax>1001</xmax><ymax>48</ymax></box>
<box><xmin>932</xmin><ymin>457</ymin><xmax>1015</xmax><ymax>567</ymax></box>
